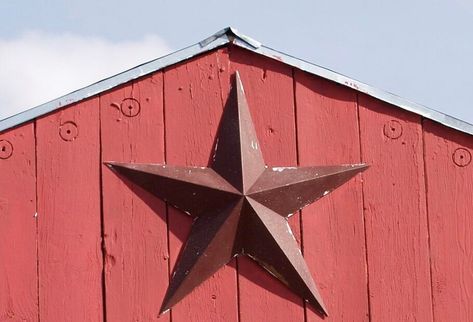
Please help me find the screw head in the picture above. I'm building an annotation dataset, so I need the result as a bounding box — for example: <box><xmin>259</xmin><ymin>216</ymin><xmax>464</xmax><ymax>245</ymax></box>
<box><xmin>120</xmin><ymin>98</ymin><xmax>140</xmax><ymax>117</ymax></box>
<box><xmin>453</xmin><ymin>148</ymin><xmax>471</xmax><ymax>167</ymax></box>
<box><xmin>0</xmin><ymin>140</ymin><xmax>13</xmax><ymax>159</ymax></box>
<box><xmin>59</xmin><ymin>121</ymin><xmax>79</xmax><ymax>141</ymax></box>
<box><xmin>383</xmin><ymin>120</ymin><xmax>403</xmax><ymax>139</ymax></box>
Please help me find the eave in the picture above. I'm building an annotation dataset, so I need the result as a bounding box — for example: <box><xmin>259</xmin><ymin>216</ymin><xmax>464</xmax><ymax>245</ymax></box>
<box><xmin>1</xmin><ymin>27</ymin><xmax>472</xmax><ymax>136</ymax></box>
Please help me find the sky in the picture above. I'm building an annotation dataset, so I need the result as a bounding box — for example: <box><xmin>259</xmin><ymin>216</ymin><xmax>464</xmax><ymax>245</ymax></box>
<box><xmin>1</xmin><ymin>0</ymin><xmax>472</xmax><ymax>124</ymax></box>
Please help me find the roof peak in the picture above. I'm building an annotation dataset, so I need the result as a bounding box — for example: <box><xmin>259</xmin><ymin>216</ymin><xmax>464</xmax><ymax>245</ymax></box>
<box><xmin>199</xmin><ymin>27</ymin><xmax>261</xmax><ymax>49</ymax></box>
<box><xmin>1</xmin><ymin>27</ymin><xmax>472</xmax><ymax>136</ymax></box>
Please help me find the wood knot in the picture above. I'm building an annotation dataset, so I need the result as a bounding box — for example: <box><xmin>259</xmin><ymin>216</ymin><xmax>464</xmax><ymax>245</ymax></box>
<box><xmin>0</xmin><ymin>198</ymin><xmax>9</xmax><ymax>214</ymax></box>
<box><xmin>267</xmin><ymin>127</ymin><xmax>275</xmax><ymax>135</ymax></box>
<box><xmin>104</xmin><ymin>250</ymin><xmax>116</xmax><ymax>271</ymax></box>
<box><xmin>0</xmin><ymin>140</ymin><xmax>13</xmax><ymax>159</ymax></box>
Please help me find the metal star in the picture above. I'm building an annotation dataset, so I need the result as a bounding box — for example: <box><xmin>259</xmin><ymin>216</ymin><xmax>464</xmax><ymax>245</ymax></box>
<box><xmin>106</xmin><ymin>72</ymin><xmax>367</xmax><ymax>317</ymax></box>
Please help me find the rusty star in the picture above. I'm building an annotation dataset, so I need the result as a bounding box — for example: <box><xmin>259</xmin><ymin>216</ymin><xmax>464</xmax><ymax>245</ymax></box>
<box><xmin>106</xmin><ymin>72</ymin><xmax>367</xmax><ymax>317</ymax></box>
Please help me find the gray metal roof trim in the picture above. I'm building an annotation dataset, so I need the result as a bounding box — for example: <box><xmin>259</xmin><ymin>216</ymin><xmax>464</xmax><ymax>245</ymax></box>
<box><xmin>0</xmin><ymin>31</ymin><xmax>231</xmax><ymax>132</ymax></box>
<box><xmin>1</xmin><ymin>27</ymin><xmax>472</xmax><ymax>136</ymax></box>
<box><xmin>232</xmin><ymin>37</ymin><xmax>473</xmax><ymax>136</ymax></box>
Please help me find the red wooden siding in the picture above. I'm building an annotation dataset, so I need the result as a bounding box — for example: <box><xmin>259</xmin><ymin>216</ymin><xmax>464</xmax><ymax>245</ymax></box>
<box><xmin>36</xmin><ymin>100</ymin><xmax>103</xmax><ymax>321</ymax></box>
<box><xmin>0</xmin><ymin>124</ymin><xmax>37</xmax><ymax>321</ymax></box>
<box><xmin>294</xmin><ymin>70</ymin><xmax>368</xmax><ymax>321</ymax></box>
<box><xmin>100</xmin><ymin>73</ymin><xmax>169</xmax><ymax>321</ymax></box>
<box><xmin>163</xmin><ymin>48</ymin><xmax>238</xmax><ymax>322</ymax></box>
<box><xmin>358</xmin><ymin>95</ymin><xmax>433</xmax><ymax>321</ymax></box>
<box><xmin>1</xmin><ymin>45</ymin><xmax>473</xmax><ymax>322</ymax></box>
<box><xmin>229</xmin><ymin>47</ymin><xmax>305</xmax><ymax>322</ymax></box>
<box><xmin>423</xmin><ymin>120</ymin><xmax>473</xmax><ymax>322</ymax></box>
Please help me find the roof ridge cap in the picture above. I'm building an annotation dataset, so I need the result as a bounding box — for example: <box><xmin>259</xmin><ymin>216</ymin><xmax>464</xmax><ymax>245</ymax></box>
<box><xmin>199</xmin><ymin>27</ymin><xmax>261</xmax><ymax>49</ymax></box>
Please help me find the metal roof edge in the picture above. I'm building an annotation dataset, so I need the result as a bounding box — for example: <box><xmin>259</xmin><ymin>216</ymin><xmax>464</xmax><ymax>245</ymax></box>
<box><xmin>1</xmin><ymin>27</ymin><xmax>472</xmax><ymax>137</ymax></box>
<box><xmin>231</xmin><ymin>37</ymin><xmax>473</xmax><ymax>136</ymax></box>
<box><xmin>199</xmin><ymin>26</ymin><xmax>261</xmax><ymax>49</ymax></box>
<box><xmin>0</xmin><ymin>29</ymin><xmax>231</xmax><ymax>132</ymax></box>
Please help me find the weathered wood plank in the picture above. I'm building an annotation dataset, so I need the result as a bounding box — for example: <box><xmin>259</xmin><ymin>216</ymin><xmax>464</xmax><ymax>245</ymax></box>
<box><xmin>229</xmin><ymin>47</ymin><xmax>304</xmax><ymax>322</ymax></box>
<box><xmin>423</xmin><ymin>120</ymin><xmax>473</xmax><ymax>322</ymax></box>
<box><xmin>100</xmin><ymin>74</ymin><xmax>169</xmax><ymax>321</ymax></box>
<box><xmin>294</xmin><ymin>71</ymin><xmax>368</xmax><ymax>321</ymax></box>
<box><xmin>163</xmin><ymin>49</ymin><xmax>239</xmax><ymax>322</ymax></box>
<box><xmin>358</xmin><ymin>95</ymin><xmax>433</xmax><ymax>321</ymax></box>
<box><xmin>36</xmin><ymin>100</ymin><xmax>103</xmax><ymax>321</ymax></box>
<box><xmin>0</xmin><ymin>124</ymin><xmax>38</xmax><ymax>322</ymax></box>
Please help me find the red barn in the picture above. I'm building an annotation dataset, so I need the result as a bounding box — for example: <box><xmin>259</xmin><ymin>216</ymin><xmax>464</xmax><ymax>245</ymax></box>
<box><xmin>1</xmin><ymin>27</ymin><xmax>472</xmax><ymax>322</ymax></box>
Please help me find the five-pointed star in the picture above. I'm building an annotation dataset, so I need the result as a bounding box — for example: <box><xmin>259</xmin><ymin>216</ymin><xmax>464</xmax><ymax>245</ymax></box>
<box><xmin>106</xmin><ymin>72</ymin><xmax>367</xmax><ymax>317</ymax></box>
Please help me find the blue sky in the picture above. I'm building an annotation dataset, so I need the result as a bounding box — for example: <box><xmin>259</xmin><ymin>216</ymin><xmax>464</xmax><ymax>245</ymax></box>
<box><xmin>1</xmin><ymin>0</ymin><xmax>472</xmax><ymax>124</ymax></box>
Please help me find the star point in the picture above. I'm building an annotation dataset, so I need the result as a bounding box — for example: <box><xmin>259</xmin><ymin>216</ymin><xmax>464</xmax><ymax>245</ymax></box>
<box><xmin>211</xmin><ymin>72</ymin><xmax>266</xmax><ymax>194</ymax></box>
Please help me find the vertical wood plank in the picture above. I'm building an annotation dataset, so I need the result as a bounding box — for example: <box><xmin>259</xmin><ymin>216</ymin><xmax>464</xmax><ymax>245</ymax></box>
<box><xmin>36</xmin><ymin>99</ymin><xmax>103</xmax><ymax>321</ymax></box>
<box><xmin>229</xmin><ymin>47</ymin><xmax>303</xmax><ymax>322</ymax></box>
<box><xmin>423</xmin><ymin>120</ymin><xmax>473</xmax><ymax>322</ymax></box>
<box><xmin>294</xmin><ymin>71</ymin><xmax>368</xmax><ymax>321</ymax></box>
<box><xmin>0</xmin><ymin>124</ymin><xmax>38</xmax><ymax>321</ymax></box>
<box><xmin>100</xmin><ymin>74</ymin><xmax>169</xmax><ymax>321</ymax></box>
<box><xmin>358</xmin><ymin>95</ymin><xmax>433</xmax><ymax>321</ymax></box>
<box><xmin>164</xmin><ymin>49</ymin><xmax>239</xmax><ymax>322</ymax></box>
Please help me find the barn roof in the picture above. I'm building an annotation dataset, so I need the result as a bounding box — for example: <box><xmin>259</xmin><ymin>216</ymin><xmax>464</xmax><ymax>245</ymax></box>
<box><xmin>1</xmin><ymin>27</ymin><xmax>472</xmax><ymax>135</ymax></box>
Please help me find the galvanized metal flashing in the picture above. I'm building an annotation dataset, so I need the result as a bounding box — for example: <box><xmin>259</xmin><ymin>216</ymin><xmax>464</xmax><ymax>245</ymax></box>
<box><xmin>199</xmin><ymin>27</ymin><xmax>261</xmax><ymax>49</ymax></box>
<box><xmin>0</xmin><ymin>32</ymin><xmax>229</xmax><ymax>132</ymax></box>
<box><xmin>1</xmin><ymin>27</ymin><xmax>472</xmax><ymax>136</ymax></box>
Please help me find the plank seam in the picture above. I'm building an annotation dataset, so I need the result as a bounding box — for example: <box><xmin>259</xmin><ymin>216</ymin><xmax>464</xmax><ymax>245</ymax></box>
<box><xmin>235</xmin><ymin>257</ymin><xmax>242</xmax><ymax>322</ymax></box>
<box><xmin>355</xmin><ymin>94</ymin><xmax>372</xmax><ymax>322</ymax></box>
<box><xmin>162</xmin><ymin>71</ymin><xmax>173</xmax><ymax>322</ymax></box>
<box><xmin>292</xmin><ymin>69</ymin><xmax>308</xmax><ymax>322</ymax></box>
<box><xmin>228</xmin><ymin>47</ymin><xmax>243</xmax><ymax>322</ymax></box>
<box><xmin>98</xmin><ymin>95</ymin><xmax>108</xmax><ymax>322</ymax></box>
<box><xmin>216</xmin><ymin>49</ymin><xmax>227</xmax><ymax>112</ymax></box>
<box><xmin>420</xmin><ymin>117</ymin><xmax>436</xmax><ymax>322</ymax></box>
<box><xmin>34</xmin><ymin>120</ymin><xmax>41</xmax><ymax>322</ymax></box>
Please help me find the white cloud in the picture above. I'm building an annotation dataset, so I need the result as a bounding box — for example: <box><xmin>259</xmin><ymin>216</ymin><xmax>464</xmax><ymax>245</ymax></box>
<box><xmin>0</xmin><ymin>31</ymin><xmax>172</xmax><ymax>120</ymax></box>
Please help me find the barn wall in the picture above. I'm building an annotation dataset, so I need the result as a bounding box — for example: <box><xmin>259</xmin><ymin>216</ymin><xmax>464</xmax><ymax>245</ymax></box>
<box><xmin>100</xmin><ymin>72</ymin><xmax>168</xmax><ymax>321</ymax></box>
<box><xmin>423</xmin><ymin>120</ymin><xmax>473</xmax><ymax>322</ymax></box>
<box><xmin>1</xmin><ymin>45</ymin><xmax>472</xmax><ymax>322</ymax></box>
<box><xmin>162</xmin><ymin>48</ymin><xmax>239</xmax><ymax>322</ymax></box>
<box><xmin>294</xmin><ymin>69</ymin><xmax>368</xmax><ymax>322</ymax></box>
<box><xmin>358</xmin><ymin>95</ymin><xmax>433</xmax><ymax>321</ymax></box>
<box><xmin>0</xmin><ymin>124</ymin><xmax>37</xmax><ymax>321</ymax></box>
<box><xmin>230</xmin><ymin>47</ymin><xmax>304</xmax><ymax>322</ymax></box>
<box><xmin>36</xmin><ymin>99</ymin><xmax>103</xmax><ymax>321</ymax></box>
